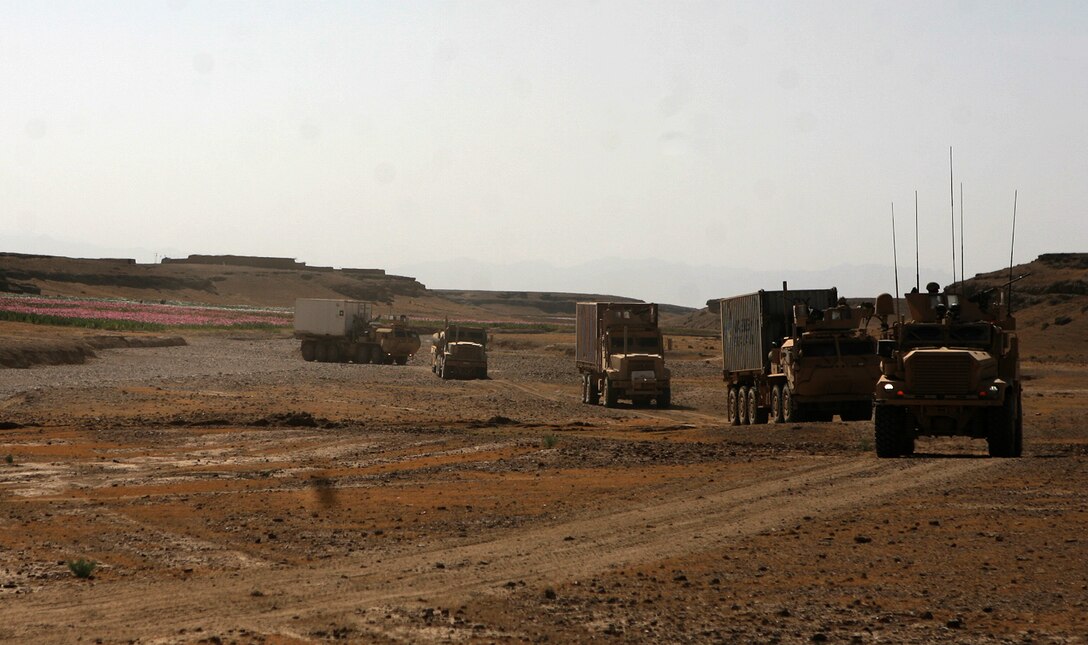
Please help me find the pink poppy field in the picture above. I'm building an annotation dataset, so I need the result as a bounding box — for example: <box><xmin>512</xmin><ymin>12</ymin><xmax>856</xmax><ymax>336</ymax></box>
<box><xmin>0</xmin><ymin>295</ymin><xmax>292</xmax><ymax>331</ymax></box>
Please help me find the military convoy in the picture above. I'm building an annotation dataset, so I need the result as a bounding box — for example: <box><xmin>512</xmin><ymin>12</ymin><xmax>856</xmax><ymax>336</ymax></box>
<box><xmin>294</xmin><ymin>298</ymin><xmax>420</xmax><ymax>365</ymax></box>
<box><xmin>871</xmin><ymin>282</ymin><xmax>1023</xmax><ymax>458</ymax></box>
<box><xmin>431</xmin><ymin>324</ymin><xmax>488</xmax><ymax>379</ymax></box>
<box><xmin>295</xmin><ymin>278</ymin><xmax>1024</xmax><ymax>459</ymax></box>
<box><xmin>576</xmin><ymin>302</ymin><xmax>671</xmax><ymax>408</ymax></box>
<box><xmin>717</xmin><ymin>286</ymin><xmax>881</xmax><ymax>425</ymax></box>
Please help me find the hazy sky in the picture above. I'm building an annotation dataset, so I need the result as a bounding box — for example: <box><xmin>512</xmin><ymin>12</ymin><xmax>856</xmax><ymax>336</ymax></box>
<box><xmin>3</xmin><ymin>1</ymin><xmax>1086</xmax><ymax>304</ymax></box>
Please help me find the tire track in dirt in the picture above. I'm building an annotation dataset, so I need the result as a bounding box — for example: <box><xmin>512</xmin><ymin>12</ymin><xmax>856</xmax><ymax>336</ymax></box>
<box><xmin>0</xmin><ymin>456</ymin><xmax>1001</xmax><ymax>642</ymax></box>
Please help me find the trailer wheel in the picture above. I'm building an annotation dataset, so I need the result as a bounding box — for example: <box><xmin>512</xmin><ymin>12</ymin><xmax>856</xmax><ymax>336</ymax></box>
<box><xmin>587</xmin><ymin>375</ymin><xmax>599</xmax><ymax>405</ymax></box>
<box><xmin>874</xmin><ymin>406</ymin><xmax>908</xmax><ymax>458</ymax></box>
<box><xmin>748</xmin><ymin>387</ymin><xmax>767</xmax><ymax>424</ymax></box>
<box><xmin>354</xmin><ymin>346</ymin><xmax>369</xmax><ymax>364</ymax></box>
<box><xmin>301</xmin><ymin>341</ymin><xmax>316</xmax><ymax>362</ymax></box>
<box><xmin>580</xmin><ymin>375</ymin><xmax>590</xmax><ymax>404</ymax></box>
<box><xmin>603</xmin><ymin>379</ymin><xmax>618</xmax><ymax>408</ymax></box>
<box><xmin>726</xmin><ymin>387</ymin><xmax>740</xmax><ymax>426</ymax></box>
<box><xmin>738</xmin><ymin>386</ymin><xmax>750</xmax><ymax>424</ymax></box>
<box><xmin>314</xmin><ymin>343</ymin><xmax>328</xmax><ymax>363</ymax></box>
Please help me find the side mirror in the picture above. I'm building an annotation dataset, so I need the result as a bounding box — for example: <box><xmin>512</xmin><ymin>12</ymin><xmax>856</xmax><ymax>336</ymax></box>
<box><xmin>878</xmin><ymin>339</ymin><xmax>895</xmax><ymax>359</ymax></box>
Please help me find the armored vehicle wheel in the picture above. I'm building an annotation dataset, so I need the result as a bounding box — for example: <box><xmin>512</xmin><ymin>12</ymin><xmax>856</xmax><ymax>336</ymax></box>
<box><xmin>738</xmin><ymin>386</ymin><xmax>750</xmax><ymax>425</ymax></box>
<box><xmin>987</xmin><ymin>395</ymin><xmax>1019</xmax><ymax>458</ymax></box>
<box><xmin>874</xmin><ymin>406</ymin><xmax>908</xmax><ymax>458</ymax></box>
<box><xmin>1014</xmin><ymin>390</ymin><xmax>1023</xmax><ymax>456</ymax></box>
<box><xmin>781</xmin><ymin>386</ymin><xmax>797</xmax><ymax>423</ymax></box>
<box><xmin>657</xmin><ymin>388</ymin><xmax>671</xmax><ymax>409</ymax></box>
<box><xmin>603</xmin><ymin>379</ymin><xmax>618</xmax><ymax>408</ymax></box>
<box><xmin>769</xmin><ymin>385</ymin><xmax>784</xmax><ymax>423</ymax></box>
<box><xmin>301</xmin><ymin>341</ymin><xmax>316</xmax><ymax>361</ymax></box>
<box><xmin>395</xmin><ymin>356</ymin><xmax>408</xmax><ymax>366</ymax></box>
<box><xmin>726</xmin><ymin>387</ymin><xmax>740</xmax><ymax>426</ymax></box>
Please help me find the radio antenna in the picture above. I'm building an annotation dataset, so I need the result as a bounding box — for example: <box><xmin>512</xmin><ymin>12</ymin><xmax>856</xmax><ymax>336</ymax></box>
<box><xmin>960</xmin><ymin>181</ymin><xmax>965</xmax><ymax>296</ymax></box>
<box><xmin>891</xmin><ymin>202</ymin><xmax>901</xmax><ymax>318</ymax></box>
<box><xmin>1007</xmin><ymin>190</ymin><xmax>1018</xmax><ymax>313</ymax></box>
<box><xmin>949</xmin><ymin>146</ymin><xmax>957</xmax><ymax>291</ymax></box>
<box><xmin>914</xmin><ymin>190</ymin><xmax>920</xmax><ymax>292</ymax></box>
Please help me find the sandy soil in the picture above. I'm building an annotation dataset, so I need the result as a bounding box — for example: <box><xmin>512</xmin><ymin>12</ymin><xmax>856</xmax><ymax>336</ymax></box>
<box><xmin>0</xmin><ymin>327</ymin><xmax>1085</xmax><ymax>644</ymax></box>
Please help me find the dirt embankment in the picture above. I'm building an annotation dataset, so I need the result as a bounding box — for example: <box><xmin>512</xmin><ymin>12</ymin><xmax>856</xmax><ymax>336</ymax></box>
<box><xmin>0</xmin><ymin>324</ymin><xmax>185</xmax><ymax>368</ymax></box>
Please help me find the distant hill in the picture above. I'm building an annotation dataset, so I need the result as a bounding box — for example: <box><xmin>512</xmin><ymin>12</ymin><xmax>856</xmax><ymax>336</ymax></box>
<box><xmin>0</xmin><ymin>253</ymin><xmax>694</xmax><ymax>325</ymax></box>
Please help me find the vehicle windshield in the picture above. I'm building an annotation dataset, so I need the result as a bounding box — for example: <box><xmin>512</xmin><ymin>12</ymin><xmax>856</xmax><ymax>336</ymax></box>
<box><xmin>901</xmin><ymin>323</ymin><xmax>992</xmax><ymax>348</ymax></box>
<box><xmin>609</xmin><ymin>335</ymin><xmax>662</xmax><ymax>353</ymax></box>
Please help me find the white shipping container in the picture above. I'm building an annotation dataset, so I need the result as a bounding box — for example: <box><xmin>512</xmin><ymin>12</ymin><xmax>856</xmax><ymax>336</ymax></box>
<box><xmin>294</xmin><ymin>298</ymin><xmax>370</xmax><ymax>337</ymax></box>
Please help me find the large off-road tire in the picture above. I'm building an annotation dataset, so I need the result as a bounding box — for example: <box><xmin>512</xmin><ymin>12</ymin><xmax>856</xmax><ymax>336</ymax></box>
<box><xmin>738</xmin><ymin>386</ymin><xmax>750</xmax><ymax>425</ymax></box>
<box><xmin>355</xmin><ymin>346</ymin><xmax>370</xmax><ymax>364</ymax></box>
<box><xmin>603</xmin><ymin>378</ymin><xmax>618</xmax><ymax>408</ymax></box>
<box><xmin>751</xmin><ymin>388</ymin><xmax>769</xmax><ymax>424</ymax></box>
<box><xmin>314</xmin><ymin>343</ymin><xmax>329</xmax><ymax>363</ymax></box>
<box><xmin>987</xmin><ymin>394</ymin><xmax>1020</xmax><ymax>458</ymax></box>
<box><xmin>1014</xmin><ymin>390</ymin><xmax>1024</xmax><ymax>456</ymax></box>
<box><xmin>781</xmin><ymin>386</ymin><xmax>797</xmax><ymax>424</ymax></box>
<box><xmin>874</xmin><ymin>406</ymin><xmax>908</xmax><ymax>458</ymax></box>
<box><xmin>656</xmin><ymin>388</ymin><xmax>671</xmax><ymax>409</ymax></box>
<box><xmin>726</xmin><ymin>387</ymin><xmax>740</xmax><ymax>426</ymax></box>
<box><xmin>769</xmin><ymin>385</ymin><xmax>784</xmax><ymax>423</ymax></box>
<box><xmin>586</xmin><ymin>375</ymin><xmax>599</xmax><ymax>405</ymax></box>
<box><xmin>300</xmin><ymin>341</ymin><xmax>316</xmax><ymax>362</ymax></box>
<box><xmin>395</xmin><ymin>356</ymin><xmax>408</xmax><ymax>366</ymax></box>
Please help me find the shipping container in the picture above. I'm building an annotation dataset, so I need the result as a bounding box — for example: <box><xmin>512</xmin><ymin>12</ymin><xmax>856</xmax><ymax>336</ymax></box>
<box><xmin>293</xmin><ymin>298</ymin><xmax>370</xmax><ymax>337</ymax></box>
<box><xmin>719</xmin><ymin>288</ymin><xmax>838</xmax><ymax>375</ymax></box>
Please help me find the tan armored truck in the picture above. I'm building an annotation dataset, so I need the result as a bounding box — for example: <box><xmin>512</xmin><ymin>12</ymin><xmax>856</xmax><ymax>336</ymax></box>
<box><xmin>576</xmin><ymin>302</ymin><xmax>671</xmax><ymax>408</ymax></box>
<box><xmin>294</xmin><ymin>298</ymin><xmax>420</xmax><ymax>365</ymax></box>
<box><xmin>871</xmin><ymin>282</ymin><xmax>1023</xmax><ymax>458</ymax></box>
<box><xmin>431</xmin><ymin>324</ymin><xmax>488</xmax><ymax>379</ymax></box>
<box><xmin>718</xmin><ymin>287</ymin><xmax>881</xmax><ymax>425</ymax></box>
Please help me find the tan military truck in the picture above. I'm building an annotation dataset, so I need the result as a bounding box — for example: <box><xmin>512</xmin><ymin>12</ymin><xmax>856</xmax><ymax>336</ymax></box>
<box><xmin>431</xmin><ymin>324</ymin><xmax>488</xmax><ymax>379</ymax></box>
<box><xmin>718</xmin><ymin>286</ymin><xmax>881</xmax><ymax>425</ymax></box>
<box><xmin>294</xmin><ymin>298</ymin><xmax>420</xmax><ymax>365</ymax></box>
<box><xmin>872</xmin><ymin>281</ymin><xmax>1023</xmax><ymax>457</ymax></box>
<box><xmin>576</xmin><ymin>302</ymin><xmax>671</xmax><ymax>408</ymax></box>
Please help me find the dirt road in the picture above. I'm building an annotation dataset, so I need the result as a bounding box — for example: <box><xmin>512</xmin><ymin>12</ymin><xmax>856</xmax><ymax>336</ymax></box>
<box><xmin>1</xmin><ymin>333</ymin><xmax>1085</xmax><ymax>643</ymax></box>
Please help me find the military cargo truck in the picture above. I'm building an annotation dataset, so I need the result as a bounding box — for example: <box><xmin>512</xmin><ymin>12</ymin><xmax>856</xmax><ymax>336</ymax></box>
<box><xmin>294</xmin><ymin>298</ymin><xmax>420</xmax><ymax>365</ymax></box>
<box><xmin>576</xmin><ymin>302</ymin><xmax>671</xmax><ymax>408</ymax></box>
<box><xmin>718</xmin><ymin>286</ymin><xmax>881</xmax><ymax>425</ymax></box>
<box><xmin>432</xmin><ymin>324</ymin><xmax>488</xmax><ymax>379</ymax></box>
<box><xmin>871</xmin><ymin>282</ymin><xmax>1023</xmax><ymax>458</ymax></box>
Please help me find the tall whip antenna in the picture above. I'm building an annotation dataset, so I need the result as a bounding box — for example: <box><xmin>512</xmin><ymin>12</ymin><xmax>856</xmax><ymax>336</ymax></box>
<box><xmin>891</xmin><ymin>202</ymin><xmax>901</xmax><ymax>318</ymax></box>
<box><xmin>960</xmin><ymin>182</ymin><xmax>965</xmax><ymax>295</ymax></box>
<box><xmin>1007</xmin><ymin>190</ymin><xmax>1018</xmax><ymax>313</ymax></box>
<box><xmin>914</xmin><ymin>190</ymin><xmax>920</xmax><ymax>292</ymax></box>
<box><xmin>949</xmin><ymin>146</ymin><xmax>957</xmax><ymax>290</ymax></box>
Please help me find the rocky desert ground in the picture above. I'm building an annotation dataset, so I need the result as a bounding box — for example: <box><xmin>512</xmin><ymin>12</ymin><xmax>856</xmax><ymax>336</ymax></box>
<box><xmin>1</xmin><ymin>321</ymin><xmax>1086</xmax><ymax>644</ymax></box>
